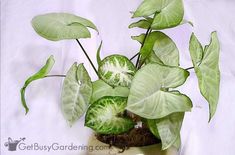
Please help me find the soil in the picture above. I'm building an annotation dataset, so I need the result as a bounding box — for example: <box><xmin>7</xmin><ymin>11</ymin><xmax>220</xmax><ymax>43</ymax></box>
<box><xmin>96</xmin><ymin>125</ymin><xmax>161</xmax><ymax>152</ymax></box>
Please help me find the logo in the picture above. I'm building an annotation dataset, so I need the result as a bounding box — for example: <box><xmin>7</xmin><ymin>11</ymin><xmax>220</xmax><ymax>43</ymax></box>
<box><xmin>3</xmin><ymin>137</ymin><xmax>110</xmax><ymax>153</ymax></box>
<box><xmin>4</xmin><ymin>137</ymin><xmax>26</xmax><ymax>151</ymax></box>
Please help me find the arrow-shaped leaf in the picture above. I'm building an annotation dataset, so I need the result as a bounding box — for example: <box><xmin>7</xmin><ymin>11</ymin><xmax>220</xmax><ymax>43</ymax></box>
<box><xmin>126</xmin><ymin>63</ymin><xmax>192</xmax><ymax>119</ymax></box>
<box><xmin>61</xmin><ymin>63</ymin><xmax>92</xmax><ymax>126</ymax></box>
<box><xmin>189</xmin><ymin>32</ymin><xmax>220</xmax><ymax>121</ymax></box>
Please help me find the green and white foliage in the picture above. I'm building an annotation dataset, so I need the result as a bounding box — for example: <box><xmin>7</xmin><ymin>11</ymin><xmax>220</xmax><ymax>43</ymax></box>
<box><xmin>20</xmin><ymin>1</ymin><xmax>221</xmax><ymax>152</ymax></box>
<box><xmin>62</xmin><ymin>63</ymin><xmax>92</xmax><ymax>126</ymax></box>
<box><xmin>189</xmin><ymin>32</ymin><xmax>220</xmax><ymax>121</ymax></box>
<box><xmin>85</xmin><ymin>96</ymin><xmax>135</xmax><ymax>134</ymax></box>
<box><xmin>91</xmin><ymin>80</ymin><xmax>129</xmax><ymax>104</ymax></box>
<box><xmin>21</xmin><ymin>55</ymin><xmax>55</xmax><ymax>114</ymax></box>
<box><xmin>126</xmin><ymin>63</ymin><xmax>192</xmax><ymax>119</ymax></box>
<box><xmin>148</xmin><ymin>112</ymin><xmax>184</xmax><ymax>150</ymax></box>
<box><xmin>132</xmin><ymin>0</ymin><xmax>184</xmax><ymax>30</ymax></box>
<box><xmin>98</xmin><ymin>55</ymin><xmax>136</xmax><ymax>87</ymax></box>
<box><xmin>32</xmin><ymin>13</ymin><xmax>98</xmax><ymax>41</ymax></box>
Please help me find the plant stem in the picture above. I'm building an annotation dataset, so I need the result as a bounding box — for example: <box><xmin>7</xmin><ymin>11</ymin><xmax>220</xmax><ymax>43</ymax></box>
<box><xmin>75</xmin><ymin>39</ymin><xmax>98</xmax><ymax>76</ymax></box>
<box><xmin>130</xmin><ymin>52</ymin><xmax>139</xmax><ymax>61</ymax></box>
<box><xmin>44</xmin><ymin>74</ymin><xmax>66</xmax><ymax>78</ymax></box>
<box><xmin>185</xmin><ymin>66</ymin><xmax>194</xmax><ymax>71</ymax></box>
<box><xmin>136</xmin><ymin>28</ymin><xmax>151</xmax><ymax>68</ymax></box>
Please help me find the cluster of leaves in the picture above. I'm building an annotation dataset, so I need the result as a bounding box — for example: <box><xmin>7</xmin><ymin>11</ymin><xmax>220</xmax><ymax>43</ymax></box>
<box><xmin>21</xmin><ymin>0</ymin><xmax>220</xmax><ymax>151</ymax></box>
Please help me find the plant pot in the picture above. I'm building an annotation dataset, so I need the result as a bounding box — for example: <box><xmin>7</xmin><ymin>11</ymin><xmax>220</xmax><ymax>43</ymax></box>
<box><xmin>87</xmin><ymin>134</ymin><xmax>178</xmax><ymax>155</ymax></box>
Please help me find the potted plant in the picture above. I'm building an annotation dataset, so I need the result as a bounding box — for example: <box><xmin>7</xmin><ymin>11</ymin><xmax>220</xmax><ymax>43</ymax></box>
<box><xmin>20</xmin><ymin>0</ymin><xmax>220</xmax><ymax>154</ymax></box>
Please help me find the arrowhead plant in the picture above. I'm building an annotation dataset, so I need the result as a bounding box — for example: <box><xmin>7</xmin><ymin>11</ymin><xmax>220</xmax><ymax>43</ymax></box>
<box><xmin>20</xmin><ymin>0</ymin><xmax>220</xmax><ymax>151</ymax></box>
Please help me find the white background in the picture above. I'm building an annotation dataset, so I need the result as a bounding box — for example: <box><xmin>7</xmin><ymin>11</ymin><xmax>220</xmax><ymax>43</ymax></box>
<box><xmin>1</xmin><ymin>0</ymin><xmax>235</xmax><ymax>155</ymax></box>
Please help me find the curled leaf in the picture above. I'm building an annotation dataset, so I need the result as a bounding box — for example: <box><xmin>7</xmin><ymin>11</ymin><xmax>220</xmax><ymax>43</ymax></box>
<box><xmin>129</xmin><ymin>18</ymin><xmax>153</xmax><ymax>29</ymax></box>
<box><xmin>21</xmin><ymin>55</ymin><xmax>55</xmax><ymax>114</ymax></box>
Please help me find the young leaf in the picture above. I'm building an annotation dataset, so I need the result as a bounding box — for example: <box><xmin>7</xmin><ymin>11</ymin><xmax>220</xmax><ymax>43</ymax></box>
<box><xmin>20</xmin><ymin>55</ymin><xmax>55</xmax><ymax>114</ymax></box>
<box><xmin>131</xmin><ymin>34</ymin><xmax>146</xmax><ymax>44</ymax></box>
<box><xmin>61</xmin><ymin>63</ymin><xmax>92</xmax><ymax>126</ymax></box>
<box><xmin>147</xmin><ymin>112</ymin><xmax>184</xmax><ymax>150</ymax></box>
<box><xmin>91</xmin><ymin>80</ymin><xmax>129</xmax><ymax>104</ymax></box>
<box><xmin>96</xmin><ymin>41</ymin><xmax>103</xmax><ymax>66</ymax></box>
<box><xmin>32</xmin><ymin>13</ymin><xmax>98</xmax><ymax>41</ymax></box>
<box><xmin>126</xmin><ymin>63</ymin><xmax>192</xmax><ymax>119</ymax></box>
<box><xmin>85</xmin><ymin>96</ymin><xmax>135</xmax><ymax>134</ymax></box>
<box><xmin>189</xmin><ymin>33</ymin><xmax>203</xmax><ymax>66</ymax></box>
<box><xmin>98</xmin><ymin>55</ymin><xmax>136</xmax><ymax>87</ymax></box>
<box><xmin>189</xmin><ymin>32</ymin><xmax>220</xmax><ymax>121</ymax></box>
<box><xmin>129</xmin><ymin>18</ymin><xmax>153</xmax><ymax>29</ymax></box>
<box><xmin>140</xmin><ymin>31</ymin><xmax>180</xmax><ymax>66</ymax></box>
<box><xmin>133</xmin><ymin>0</ymin><xmax>184</xmax><ymax>30</ymax></box>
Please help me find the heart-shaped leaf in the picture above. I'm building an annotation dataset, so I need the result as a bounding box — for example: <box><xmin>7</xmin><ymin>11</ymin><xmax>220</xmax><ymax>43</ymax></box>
<box><xmin>98</xmin><ymin>55</ymin><xmax>136</xmax><ymax>87</ymax></box>
<box><xmin>126</xmin><ymin>63</ymin><xmax>192</xmax><ymax>119</ymax></box>
<box><xmin>20</xmin><ymin>55</ymin><xmax>55</xmax><ymax>114</ymax></box>
<box><xmin>32</xmin><ymin>13</ymin><xmax>98</xmax><ymax>41</ymax></box>
<box><xmin>140</xmin><ymin>31</ymin><xmax>180</xmax><ymax>66</ymax></box>
<box><xmin>189</xmin><ymin>32</ymin><xmax>220</xmax><ymax>121</ymax></box>
<box><xmin>133</xmin><ymin>0</ymin><xmax>184</xmax><ymax>30</ymax></box>
<box><xmin>91</xmin><ymin>80</ymin><xmax>129</xmax><ymax>104</ymax></box>
<box><xmin>85</xmin><ymin>96</ymin><xmax>135</xmax><ymax>134</ymax></box>
<box><xmin>148</xmin><ymin>112</ymin><xmax>184</xmax><ymax>150</ymax></box>
<box><xmin>62</xmin><ymin>63</ymin><xmax>92</xmax><ymax>126</ymax></box>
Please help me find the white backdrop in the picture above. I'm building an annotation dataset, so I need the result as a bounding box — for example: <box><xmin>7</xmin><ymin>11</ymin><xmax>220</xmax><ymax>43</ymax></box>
<box><xmin>1</xmin><ymin>0</ymin><xmax>235</xmax><ymax>155</ymax></box>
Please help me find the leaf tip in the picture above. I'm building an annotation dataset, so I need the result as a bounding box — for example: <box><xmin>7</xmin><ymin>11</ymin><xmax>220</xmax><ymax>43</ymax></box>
<box><xmin>25</xmin><ymin>109</ymin><xmax>29</xmax><ymax>115</ymax></box>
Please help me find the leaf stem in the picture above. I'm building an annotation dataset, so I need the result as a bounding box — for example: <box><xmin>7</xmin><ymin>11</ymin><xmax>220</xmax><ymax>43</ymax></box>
<box><xmin>130</xmin><ymin>52</ymin><xmax>139</xmax><ymax>61</ymax></box>
<box><xmin>185</xmin><ymin>66</ymin><xmax>194</xmax><ymax>71</ymax></box>
<box><xmin>44</xmin><ymin>74</ymin><xmax>66</xmax><ymax>78</ymax></box>
<box><xmin>75</xmin><ymin>39</ymin><xmax>99</xmax><ymax>76</ymax></box>
<box><xmin>136</xmin><ymin>28</ymin><xmax>151</xmax><ymax>69</ymax></box>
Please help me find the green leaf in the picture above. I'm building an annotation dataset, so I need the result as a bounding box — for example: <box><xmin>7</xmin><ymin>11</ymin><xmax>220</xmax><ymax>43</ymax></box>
<box><xmin>61</xmin><ymin>63</ymin><xmax>92</xmax><ymax>126</ymax></box>
<box><xmin>173</xmin><ymin>135</ymin><xmax>181</xmax><ymax>149</ymax></box>
<box><xmin>98</xmin><ymin>55</ymin><xmax>136</xmax><ymax>87</ymax></box>
<box><xmin>85</xmin><ymin>96</ymin><xmax>135</xmax><ymax>134</ymax></box>
<box><xmin>126</xmin><ymin>63</ymin><xmax>192</xmax><ymax>119</ymax></box>
<box><xmin>91</xmin><ymin>80</ymin><xmax>129</xmax><ymax>104</ymax></box>
<box><xmin>131</xmin><ymin>34</ymin><xmax>146</xmax><ymax>44</ymax></box>
<box><xmin>147</xmin><ymin>112</ymin><xmax>184</xmax><ymax>150</ymax></box>
<box><xmin>129</xmin><ymin>18</ymin><xmax>153</xmax><ymax>29</ymax></box>
<box><xmin>32</xmin><ymin>13</ymin><xmax>98</xmax><ymax>41</ymax></box>
<box><xmin>133</xmin><ymin>0</ymin><xmax>184</xmax><ymax>30</ymax></box>
<box><xmin>189</xmin><ymin>33</ymin><xmax>203</xmax><ymax>66</ymax></box>
<box><xmin>146</xmin><ymin>51</ymin><xmax>164</xmax><ymax>65</ymax></box>
<box><xmin>20</xmin><ymin>55</ymin><xmax>55</xmax><ymax>114</ymax></box>
<box><xmin>189</xmin><ymin>32</ymin><xmax>220</xmax><ymax>121</ymax></box>
<box><xmin>96</xmin><ymin>41</ymin><xmax>102</xmax><ymax>66</ymax></box>
<box><xmin>140</xmin><ymin>31</ymin><xmax>180</xmax><ymax>66</ymax></box>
